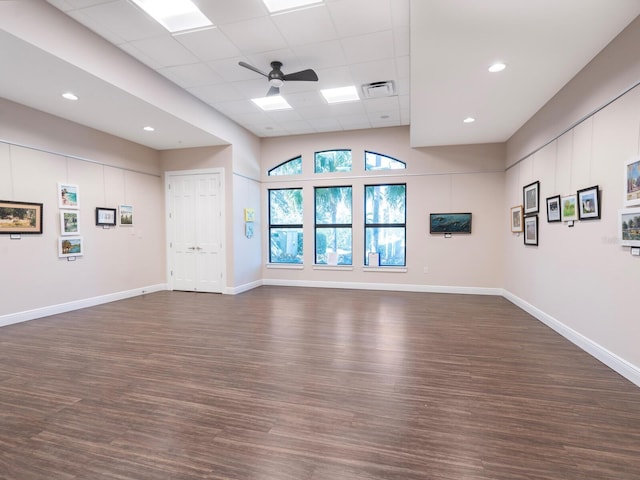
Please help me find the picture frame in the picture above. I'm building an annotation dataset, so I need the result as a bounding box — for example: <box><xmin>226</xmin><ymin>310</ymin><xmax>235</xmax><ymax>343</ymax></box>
<box><xmin>58</xmin><ymin>236</ymin><xmax>83</xmax><ymax>257</ymax></box>
<box><xmin>619</xmin><ymin>207</ymin><xmax>640</xmax><ymax>247</ymax></box>
<box><xmin>0</xmin><ymin>200</ymin><xmax>44</xmax><ymax>235</ymax></box>
<box><xmin>244</xmin><ymin>208</ymin><xmax>255</xmax><ymax>222</ymax></box>
<box><xmin>60</xmin><ymin>209</ymin><xmax>80</xmax><ymax>235</ymax></box>
<box><xmin>624</xmin><ymin>156</ymin><xmax>640</xmax><ymax>207</ymax></box>
<box><xmin>546</xmin><ymin>195</ymin><xmax>561</xmax><ymax>222</ymax></box>
<box><xmin>95</xmin><ymin>207</ymin><xmax>117</xmax><ymax>226</ymax></box>
<box><xmin>58</xmin><ymin>183</ymin><xmax>79</xmax><ymax>209</ymax></box>
<box><xmin>119</xmin><ymin>205</ymin><xmax>133</xmax><ymax>226</ymax></box>
<box><xmin>523</xmin><ymin>181</ymin><xmax>540</xmax><ymax>215</ymax></box>
<box><xmin>510</xmin><ymin>205</ymin><xmax>523</xmax><ymax>233</ymax></box>
<box><xmin>577</xmin><ymin>185</ymin><xmax>600</xmax><ymax>220</ymax></box>
<box><xmin>561</xmin><ymin>194</ymin><xmax>578</xmax><ymax>222</ymax></box>
<box><xmin>429</xmin><ymin>212</ymin><xmax>472</xmax><ymax>234</ymax></box>
<box><xmin>524</xmin><ymin>215</ymin><xmax>538</xmax><ymax>246</ymax></box>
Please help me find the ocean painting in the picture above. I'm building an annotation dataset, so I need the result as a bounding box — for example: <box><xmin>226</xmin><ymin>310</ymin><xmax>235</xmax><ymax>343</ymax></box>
<box><xmin>430</xmin><ymin>213</ymin><xmax>472</xmax><ymax>234</ymax></box>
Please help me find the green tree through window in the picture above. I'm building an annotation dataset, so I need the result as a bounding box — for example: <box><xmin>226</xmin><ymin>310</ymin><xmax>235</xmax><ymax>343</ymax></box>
<box><xmin>365</xmin><ymin>184</ymin><xmax>406</xmax><ymax>266</ymax></box>
<box><xmin>314</xmin><ymin>150</ymin><xmax>352</xmax><ymax>173</ymax></box>
<box><xmin>315</xmin><ymin>186</ymin><xmax>352</xmax><ymax>265</ymax></box>
<box><xmin>269</xmin><ymin>188</ymin><xmax>303</xmax><ymax>263</ymax></box>
<box><xmin>268</xmin><ymin>156</ymin><xmax>302</xmax><ymax>176</ymax></box>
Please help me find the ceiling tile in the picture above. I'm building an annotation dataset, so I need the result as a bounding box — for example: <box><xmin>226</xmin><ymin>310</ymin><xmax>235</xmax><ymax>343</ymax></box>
<box><xmin>341</xmin><ymin>30</ymin><xmax>395</xmax><ymax>64</ymax></box>
<box><xmin>292</xmin><ymin>40</ymin><xmax>347</xmax><ymax>70</ymax></box>
<box><xmin>75</xmin><ymin>0</ymin><xmax>164</xmax><ymax>42</ymax></box>
<box><xmin>327</xmin><ymin>0</ymin><xmax>392</xmax><ymax>38</ymax></box>
<box><xmin>271</xmin><ymin>5</ymin><xmax>337</xmax><ymax>46</ymax></box>
<box><xmin>390</xmin><ymin>0</ymin><xmax>410</xmax><ymax>28</ymax></box>
<box><xmin>158</xmin><ymin>63</ymin><xmax>224</xmax><ymax>88</ymax></box>
<box><xmin>197</xmin><ymin>0</ymin><xmax>268</xmax><ymax>26</ymax></box>
<box><xmin>218</xmin><ymin>17</ymin><xmax>288</xmax><ymax>54</ymax></box>
<box><xmin>174</xmin><ymin>27</ymin><xmax>241</xmax><ymax>62</ymax></box>
<box><xmin>128</xmin><ymin>36</ymin><xmax>199</xmax><ymax>68</ymax></box>
<box><xmin>188</xmin><ymin>83</ymin><xmax>245</xmax><ymax>104</ymax></box>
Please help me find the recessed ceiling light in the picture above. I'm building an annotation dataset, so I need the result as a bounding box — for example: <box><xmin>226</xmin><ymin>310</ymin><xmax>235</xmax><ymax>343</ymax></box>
<box><xmin>321</xmin><ymin>86</ymin><xmax>359</xmax><ymax>104</ymax></box>
<box><xmin>62</xmin><ymin>92</ymin><xmax>78</xmax><ymax>101</ymax></box>
<box><xmin>463</xmin><ymin>117</ymin><xmax>475</xmax><ymax>123</ymax></box>
<box><xmin>252</xmin><ymin>96</ymin><xmax>292</xmax><ymax>111</ymax></box>
<box><xmin>130</xmin><ymin>0</ymin><xmax>213</xmax><ymax>33</ymax></box>
<box><xmin>143</xmin><ymin>126</ymin><xmax>155</xmax><ymax>132</ymax></box>
<box><xmin>262</xmin><ymin>0</ymin><xmax>323</xmax><ymax>13</ymax></box>
<box><xmin>488</xmin><ymin>62</ymin><xmax>506</xmax><ymax>73</ymax></box>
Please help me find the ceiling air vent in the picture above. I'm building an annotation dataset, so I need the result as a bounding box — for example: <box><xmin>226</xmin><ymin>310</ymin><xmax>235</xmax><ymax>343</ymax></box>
<box><xmin>361</xmin><ymin>81</ymin><xmax>396</xmax><ymax>99</ymax></box>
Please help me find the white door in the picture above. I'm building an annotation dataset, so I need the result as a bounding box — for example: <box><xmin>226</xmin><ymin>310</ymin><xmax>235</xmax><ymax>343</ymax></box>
<box><xmin>167</xmin><ymin>170</ymin><xmax>224</xmax><ymax>293</ymax></box>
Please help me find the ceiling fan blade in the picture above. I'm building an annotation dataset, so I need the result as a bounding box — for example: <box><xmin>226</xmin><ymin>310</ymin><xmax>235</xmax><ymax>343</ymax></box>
<box><xmin>266</xmin><ymin>86</ymin><xmax>280</xmax><ymax>97</ymax></box>
<box><xmin>238</xmin><ymin>61</ymin><xmax>268</xmax><ymax>78</ymax></box>
<box><xmin>282</xmin><ymin>69</ymin><xmax>318</xmax><ymax>82</ymax></box>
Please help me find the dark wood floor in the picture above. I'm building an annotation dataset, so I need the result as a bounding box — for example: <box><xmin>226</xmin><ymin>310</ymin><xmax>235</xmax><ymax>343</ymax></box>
<box><xmin>1</xmin><ymin>287</ymin><xmax>639</xmax><ymax>479</ymax></box>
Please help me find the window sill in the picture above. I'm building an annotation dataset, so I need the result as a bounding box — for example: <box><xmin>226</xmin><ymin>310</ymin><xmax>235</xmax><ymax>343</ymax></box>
<box><xmin>313</xmin><ymin>265</ymin><xmax>354</xmax><ymax>271</ymax></box>
<box><xmin>362</xmin><ymin>266</ymin><xmax>407</xmax><ymax>273</ymax></box>
<box><xmin>266</xmin><ymin>263</ymin><xmax>304</xmax><ymax>270</ymax></box>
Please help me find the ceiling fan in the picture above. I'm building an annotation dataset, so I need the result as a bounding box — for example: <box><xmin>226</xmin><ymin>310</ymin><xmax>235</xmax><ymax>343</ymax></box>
<box><xmin>239</xmin><ymin>60</ymin><xmax>318</xmax><ymax>96</ymax></box>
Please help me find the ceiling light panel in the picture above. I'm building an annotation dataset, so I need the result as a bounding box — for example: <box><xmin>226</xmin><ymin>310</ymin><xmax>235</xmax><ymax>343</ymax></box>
<box><xmin>321</xmin><ymin>86</ymin><xmax>360</xmax><ymax>104</ymax></box>
<box><xmin>252</xmin><ymin>96</ymin><xmax>292</xmax><ymax>111</ymax></box>
<box><xmin>130</xmin><ymin>0</ymin><xmax>213</xmax><ymax>33</ymax></box>
<box><xmin>262</xmin><ymin>0</ymin><xmax>323</xmax><ymax>14</ymax></box>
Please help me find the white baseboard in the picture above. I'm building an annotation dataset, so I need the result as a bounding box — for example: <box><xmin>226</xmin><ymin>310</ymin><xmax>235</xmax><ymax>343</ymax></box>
<box><xmin>0</xmin><ymin>284</ymin><xmax>168</xmax><ymax>328</ymax></box>
<box><xmin>262</xmin><ymin>278</ymin><xmax>502</xmax><ymax>296</ymax></box>
<box><xmin>225</xmin><ymin>280</ymin><xmax>263</xmax><ymax>295</ymax></box>
<box><xmin>502</xmin><ymin>290</ymin><xmax>640</xmax><ymax>388</ymax></box>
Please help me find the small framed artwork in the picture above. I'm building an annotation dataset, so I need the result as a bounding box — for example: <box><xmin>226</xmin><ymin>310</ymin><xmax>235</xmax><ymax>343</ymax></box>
<box><xmin>624</xmin><ymin>156</ymin><xmax>640</xmax><ymax>207</ymax></box>
<box><xmin>546</xmin><ymin>195</ymin><xmax>561</xmax><ymax>222</ymax></box>
<box><xmin>0</xmin><ymin>200</ymin><xmax>43</xmax><ymax>234</ymax></box>
<box><xmin>524</xmin><ymin>215</ymin><xmax>538</xmax><ymax>246</ymax></box>
<box><xmin>58</xmin><ymin>183</ymin><xmax>79</xmax><ymax>209</ymax></box>
<box><xmin>577</xmin><ymin>185</ymin><xmax>600</xmax><ymax>220</ymax></box>
<box><xmin>96</xmin><ymin>207</ymin><xmax>117</xmax><ymax>226</ymax></box>
<box><xmin>58</xmin><ymin>236</ymin><xmax>83</xmax><ymax>257</ymax></box>
<box><xmin>561</xmin><ymin>194</ymin><xmax>578</xmax><ymax>222</ymax></box>
<box><xmin>119</xmin><ymin>205</ymin><xmax>133</xmax><ymax>226</ymax></box>
<box><xmin>619</xmin><ymin>207</ymin><xmax>640</xmax><ymax>247</ymax></box>
<box><xmin>244</xmin><ymin>208</ymin><xmax>255</xmax><ymax>222</ymax></box>
<box><xmin>60</xmin><ymin>209</ymin><xmax>79</xmax><ymax>235</ymax></box>
<box><xmin>429</xmin><ymin>213</ymin><xmax>472</xmax><ymax>234</ymax></box>
<box><xmin>245</xmin><ymin>222</ymin><xmax>254</xmax><ymax>238</ymax></box>
<box><xmin>510</xmin><ymin>205</ymin><xmax>523</xmax><ymax>233</ymax></box>
<box><xmin>523</xmin><ymin>181</ymin><xmax>540</xmax><ymax>215</ymax></box>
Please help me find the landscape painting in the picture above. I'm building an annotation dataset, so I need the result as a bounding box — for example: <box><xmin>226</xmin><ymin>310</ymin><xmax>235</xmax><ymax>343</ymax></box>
<box><xmin>430</xmin><ymin>213</ymin><xmax>472</xmax><ymax>234</ymax></box>
<box><xmin>620</xmin><ymin>207</ymin><xmax>640</xmax><ymax>247</ymax></box>
<box><xmin>0</xmin><ymin>200</ymin><xmax>43</xmax><ymax>234</ymax></box>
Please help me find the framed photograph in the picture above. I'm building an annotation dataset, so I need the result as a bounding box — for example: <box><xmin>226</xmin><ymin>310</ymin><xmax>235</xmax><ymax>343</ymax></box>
<box><xmin>429</xmin><ymin>212</ymin><xmax>472</xmax><ymax>234</ymax></box>
<box><xmin>546</xmin><ymin>195</ymin><xmax>561</xmax><ymax>222</ymax></box>
<box><xmin>561</xmin><ymin>194</ymin><xmax>578</xmax><ymax>222</ymax></box>
<box><xmin>58</xmin><ymin>183</ymin><xmax>79</xmax><ymax>209</ymax></box>
<box><xmin>119</xmin><ymin>205</ymin><xmax>133</xmax><ymax>226</ymax></box>
<box><xmin>523</xmin><ymin>181</ymin><xmax>540</xmax><ymax>215</ymax></box>
<box><xmin>577</xmin><ymin>185</ymin><xmax>600</xmax><ymax>220</ymax></box>
<box><xmin>524</xmin><ymin>215</ymin><xmax>538</xmax><ymax>246</ymax></box>
<box><xmin>96</xmin><ymin>207</ymin><xmax>117</xmax><ymax>226</ymax></box>
<box><xmin>510</xmin><ymin>205</ymin><xmax>523</xmax><ymax>233</ymax></box>
<box><xmin>60</xmin><ymin>209</ymin><xmax>79</xmax><ymax>235</ymax></box>
<box><xmin>619</xmin><ymin>207</ymin><xmax>640</xmax><ymax>247</ymax></box>
<box><xmin>0</xmin><ymin>200</ymin><xmax>43</xmax><ymax>234</ymax></box>
<box><xmin>624</xmin><ymin>156</ymin><xmax>640</xmax><ymax>207</ymax></box>
<box><xmin>58</xmin><ymin>236</ymin><xmax>83</xmax><ymax>257</ymax></box>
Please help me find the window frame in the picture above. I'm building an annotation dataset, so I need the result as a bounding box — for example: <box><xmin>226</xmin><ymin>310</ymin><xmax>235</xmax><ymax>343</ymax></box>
<box><xmin>268</xmin><ymin>155</ymin><xmax>302</xmax><ymax>176</ymax></box>
<box><xmin>268</xmin><ymin>187</ymin><xmax>304</xmax><ymax>264</ymax></box>
<box><xmin>314</xmin><ymin>149</ymin><xmax>352</xmax><ymax>174</ymax></box>
<box><xmin>364</xmin><ymin>150</ymin><xmax>406</xmax><ymax>171</ymax></box>
<box><xmin>314</xmin><ymin>185</ymin><xmax>353</xmax><ymax>265</ymax></box>
<box><xmin>364</xmin><ymin>183</ymin><xmax>407</xmax><ymax>267</ymax></box>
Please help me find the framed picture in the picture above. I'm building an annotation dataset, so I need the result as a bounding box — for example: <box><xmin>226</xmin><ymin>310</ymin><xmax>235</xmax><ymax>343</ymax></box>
<box><xmin>510</xmin><ymin>205</ymin><xmax>523</xmax><ymax>233</ymax></box>
<box><xmin>546</xmin><ymin>195</ymin><xmax>561</xmax><ymax>222</ymax></box>
<box><xmin>119</xmin><ymin>205</ymin><xmax>133</xmax><ymax>226</ymax></box>
<box><xmin>561</xmin><ymin>194</ymin><xmax>578</xmax><ymax>222</ymax></box>
<box><xmin>0</xmin><ymin>200</ymin><xmax>43</xmax><ymax>234</ymax></box>
<box><xmin>524</xmin><ymin>215</ymin><xmax>538</xmax><ymax>246</ymax></box>
<box><xmin>58</xmin><ymin>236</ymin><xmax>83</xmax><ymax>257</ymax></box>
<box><xmin>577</xmin><ymin>185</ymin><xmax>600</xmax><ymax>220</ymax></box>
<box><xmin>244</xmin><ymin>208</ymin><xmax>255</xmax><ymax>222</ymax></box>
<box><xmin>60</xmin><ymin>209</ymin><xmax>79</xmax><ymax>235</ymax></box>
<box><xmin>429</xmin><ymin>212</ymin><xmax>472</xmax><ymax>234</ymax></box>
<box><xmin>624</xmin><ymin>156</ymin><xmax>640</xmax><ymax>207</ymax></box>
<box><xmin>96</xmin><ymin>207</ymin><xmax>117</xmax><ymax>226</ymax></box>
<box><xmin>619</xmin><ymin>207</ymin><xmax>640</xmax><ymax>247</ymax></box>
<box><xmin>58</xmin><ymin>183</ymin><xmax>79</xmax><ymax>209</ymax></box>
<box><xmin>523</xmin><ymin>181</ymin><xmax>540</xmax><ymax>215</ymax></box>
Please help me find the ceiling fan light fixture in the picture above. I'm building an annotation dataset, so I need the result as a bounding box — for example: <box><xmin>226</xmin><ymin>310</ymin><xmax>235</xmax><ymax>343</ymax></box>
<box><xmin>269</xmin><ymin>78</ymin><xmax>284</xmax><ymax>88</ymax></box>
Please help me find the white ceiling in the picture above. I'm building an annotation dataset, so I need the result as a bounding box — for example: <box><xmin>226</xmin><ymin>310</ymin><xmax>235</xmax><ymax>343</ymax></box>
<box><xmin>1</xmin><ymin>0</ymin><xmax>639</xmax><ymax>150</ymax></box>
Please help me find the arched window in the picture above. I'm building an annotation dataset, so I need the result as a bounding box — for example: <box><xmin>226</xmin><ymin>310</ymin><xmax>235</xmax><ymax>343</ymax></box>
<box><xmin>268</xmin><ymin>155</ymin><xmax>302</xmax><ymax>176</ymax></box>
<box><xmin>365</xmin><ymin>151</ymin><xmax>406</xmax><ymax>171</ymax></box>
<box><xmin>314</xmin><ymin>149</ymin><xmax>352</xmax><ymax>173</ymax></box>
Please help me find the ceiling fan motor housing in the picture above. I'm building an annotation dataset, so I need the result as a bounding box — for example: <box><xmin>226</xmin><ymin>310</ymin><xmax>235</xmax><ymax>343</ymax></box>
<box><xmin>268</xmin><ymin>61</ymin><xmax>285</xmax><ymax>87</ymax></box>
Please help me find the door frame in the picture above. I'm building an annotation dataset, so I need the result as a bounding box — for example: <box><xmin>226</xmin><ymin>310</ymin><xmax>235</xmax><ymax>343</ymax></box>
<box><xmin>165</xmin><ymin>168</ymin><xmax>226</xmax><ymax>293</ymax></box>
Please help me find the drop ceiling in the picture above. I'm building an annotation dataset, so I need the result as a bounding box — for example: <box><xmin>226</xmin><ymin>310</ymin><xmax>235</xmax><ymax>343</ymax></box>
<box><xmin>0</xmin><ymin>0</ymin><xmax>639</xmax><ymax>150</ymax></box>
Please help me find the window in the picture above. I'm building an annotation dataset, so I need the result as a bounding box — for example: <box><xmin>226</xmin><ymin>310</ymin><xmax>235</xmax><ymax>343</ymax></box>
<box><xmin>268</xmin><ymin>156</ymin><xmax>302</xmax><ymax>176</ymax></box>
<box><xmin>365</xmin><ymin>151</ymin><xmax>405</xmax><ymax>171</ymax></box>
<box><xmin>314</xmin><ymin>149</ymin><xmax>352</xmax><ymax>173</ymax></box>
<box><xmin>269</xmin><ymin>188</ymin><xmax>303</xmax><ymax>263</ymax></box>
<box><xmin>315</xmin><ymin>186</ymin><xmax>352</xmax><ymax>265</ymax></box>
<box><xmin>365</xmin><ymin>184</ymin><xmax>406</xmax><ymax>266</ymax></box>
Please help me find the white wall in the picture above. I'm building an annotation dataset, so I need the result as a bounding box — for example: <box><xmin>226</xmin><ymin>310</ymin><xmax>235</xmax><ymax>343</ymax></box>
<box><xmin>504</xmin><ymin>18</ymin><xmax>640</xmax><ymax>384</ymax></box>
<box><xmin>261</xmin><ymin>127</ymin><xmax>505</xmax><ymax>292</ymax></box>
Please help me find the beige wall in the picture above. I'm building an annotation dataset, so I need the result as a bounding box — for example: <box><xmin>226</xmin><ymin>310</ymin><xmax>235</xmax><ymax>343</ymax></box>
<box><xmin>261</xmin><ymin>127</ymin><xmax>506</xmax><ymax>291</ymax></box>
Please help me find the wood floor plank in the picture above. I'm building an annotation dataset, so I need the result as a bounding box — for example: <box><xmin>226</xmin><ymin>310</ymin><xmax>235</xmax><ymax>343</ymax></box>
<box><xmin>1</xmin><ymin>287</ymin><xmax>639</xmax><ymax>479</ymax></box>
